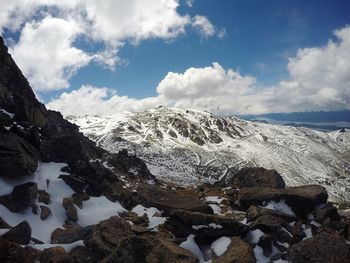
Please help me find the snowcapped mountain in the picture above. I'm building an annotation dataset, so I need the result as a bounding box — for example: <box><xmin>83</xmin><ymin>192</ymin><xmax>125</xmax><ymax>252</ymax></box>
<box><xmin>68</xmin><ymin>106</ymin><xmax>350</xmax><ymax>202</ymax></box>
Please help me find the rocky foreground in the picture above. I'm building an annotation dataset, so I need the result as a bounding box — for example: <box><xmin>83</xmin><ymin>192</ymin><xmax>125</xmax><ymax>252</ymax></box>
<box><xmin>1</xmin><ymin>36</ymin><xmax>350</xmax><ymax>263</ymax></box>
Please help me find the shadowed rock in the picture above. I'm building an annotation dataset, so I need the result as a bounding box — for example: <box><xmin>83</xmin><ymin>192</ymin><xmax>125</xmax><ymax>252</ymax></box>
<box><xmin>2</xmin><ymin>221</ymin><xmax>31</xmax><ymax>245</ymax></box>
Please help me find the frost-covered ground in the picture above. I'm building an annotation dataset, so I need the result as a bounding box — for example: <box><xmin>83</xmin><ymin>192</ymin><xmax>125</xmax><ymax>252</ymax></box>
<box><xmin>69</xmin><ymin>107</ymin><xmax>350</xmax><ymax>202</ymax></box>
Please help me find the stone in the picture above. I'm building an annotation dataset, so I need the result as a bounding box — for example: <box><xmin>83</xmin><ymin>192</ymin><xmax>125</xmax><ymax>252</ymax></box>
<box><xmin>0</xmin><ymin>182</ymin><xmax>38</xmax><ymax>212</ymax></box>
<box><xmin>0</xmin><ymin>133</ymin><xmax>39</xmax><ymax>179</ymax></box>
<box><xmin>237</xmin><ymin>185</ymin><xmax>328</xmax><ymax>218</ymax></box>
<box><xmin>287</xmin><ymin>232</ymin><xmax>350</xmax><ymax>263</ymax></box>
<box><xmin>0</xmin><ymin>237</ymin><xmax>38</xmax><ymax>263</ymax></box>
<box><xmin>2</xmin><ymin>221</ymin><xmax>31</xmax><ymax>245</ymax></box>
<box><xmin>59</xmin><ymin>174</ymin><xmax>87</xmax><ymax>193</ymax></box>
<box><xmin>165</xmin><ymin>209</ymin><xmax>249</xmax><ymax>244</ymax></box>
<box><xmin>146</xmin><ymin>237</ymin><xmax>198</xmax><ymax>263</ymax></box>
<box><xmin>119</xmin><ymin>211</ymin><xmax>149</xmax><ymax>227</ymax></box>
<box><xmin>84</xmin><ymin>216</ymin><xmax>134</xmax><ymax>261</ymax></box>
<box><xmin>38</xmin><ymin>189</ymin><xmax>51</xmax><ymax>204</ymax></box>
<box><xmin>63</xmin><ymin>197</ymin><xmax>78</xmax><ymax>222</ymax></box>
<box><xmin>40</xmin><ymin>205</ymin><xmax>51</xmax><ymax>220</ymax></box>
<box><xmin>72</xmin><ymin>192</ymin><xmax>90</xmax><ymax>209</ymax></box>
<box><xmin>227</xmin><ymin>167</ymin><xmax>285</xmax><ymax>189</ymax></box>
<box><xmin>51</xmin><ymin>226</ymin><xmax>93</xmax><ymax>244</ymax></box>
<box><xmin>40</xmin><ymin>246</ymin><xmax>75</xmax><ymax>263</ymax></box>
<box><xmin>212</xmin><ymin>237</ymin><xmax>255</xmax><ymax>263</ymax></box>
<box><xmin>137</xmin><ymin>185</ymin><xmax>212</xmax><ymax>215</ymax></box>
<box><xmin>313</xmin><ymin>203</ymin><xmax>341</xmax><ymax>223</ymax></box>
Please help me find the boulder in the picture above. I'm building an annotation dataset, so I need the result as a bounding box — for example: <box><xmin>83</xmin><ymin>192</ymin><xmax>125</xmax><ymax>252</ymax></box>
<box><xmin>0</xmin><ymin>237</ymin><xmax>38</xmax><ymax>263</ymax></box>
<box><xmin>84</xmin><ymin>216</ymin><xmax>134</xmax><ymax>261</ymax></box>
<box><xmin>137</xmin><ymin>185</ymin><xmax>212</xmax><ymax>215</ymax></box>
<box><xmin>0</xmin><ymin>133</ymin><xmax>38</xmax><ymax>179</ymax></box>
<box><xmin>237</xmin><ymin>185</ymin><xmax>328</xmax><ymax>218</ymax></box>
<box><xmin>40</xmin><ymin>246</ymin><xmax>75</xmax><ymax>263</ymax></box>
<box><xmin>51</xmin><ymin>226</ymin><xmax>93</xmax><ymax>244</ymax></box>
<box><xmin>2</xmin><ymin>221</ymin><xmax>31</xmax><ymax>245</ymax></box>
<box><xmin>63</xmin><ymin>197</ymin><xmax>78</xmax><ymax>222</ymax></box>
<box><xmin>165</xmin><ymin>209</ymin><xmax>249</xmax><ymax>244</ymax></box>
<box><xmin>146</xmin><ymin>237</ymin><xmax>198</xmax><ymax>263</ymax></box>
<box><xmin>287</xmin><ymin>232</ymin><xmax>350</xmax><ymax>263</ymax></box>
<box><xmin>213</xmin><ymin>237</ymin><xmax>255</xmax><ymax>263</ymax></box>
<box><xmin>246</xmin><ymin>206</ymin><xmax>296</xmax><ymax>233</ymax></box>
<box><xmin>227</xmin><ymin>167</ymin><xmax>285</xmax><ymax>189</ymax></box>
<box><xmin>119</xmin><ymin>211</ymin><xmax>149</xmax><ymax>227</ymax></box>
<box><xmin>72</xmin><ymin>192</ymin><xmax>90</xmax><ymax>209</ymax></box>
<box><xmin>0</xmin><ymin>217</ymin><xmax>11</xmax><ymax>228</ymax></box>
<box><xmin>0</xmin><ymin>182</ymin><xmax>38</xmax><ymax>212</ymax></box>
<box><xmin>59</xmin><ymin>174</ymin><xmax>87</xmax><ymax>193</ymax></box>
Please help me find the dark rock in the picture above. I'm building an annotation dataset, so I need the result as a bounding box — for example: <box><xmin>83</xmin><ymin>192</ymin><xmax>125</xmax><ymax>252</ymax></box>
<box><xmin>257</xmin><ymin>235</ymin><xmax>273</xmax><ymax>257</ymax></box>
<box><xmin>38</xmin><ymin>189</ymin><xmax>51</xmax><ymax>204</ymax></box>
<box><xmin>287</xmin><ymin>232</ymin><xmax>350</xmax><ymax>263</ymax></box>
<box><xmin>131</xmin><ymin>224</ymin><xmax>151</xmax><ymax>234</ymax></box>
<box><xmin>237</xmin><ymin>185</ymin><xmax>328</xmax><ymax>218</ymax></box>
<box><xmin>0</xmin><ymin>182</ymin><xmax>38</xmax><ymax>212</ymax></box>
<box><xmin>63</xmin><ymin>197</ymin><xmax>78</xmax><ymax>222</ymax></box>
<box><xmin>313</xmin><ymin>203</ymin><xmax>341</xmax><ymax>223</ymax></box>
<box><xmin>146</xmin><ymin>237</ymin><xmax>198</xmax><ymax>263</ymax></box>
<box><xmin>212</xmin><ymin>237</ymin><xmax>255</xmax><ymax>263</ymax></box>
<box><xmin>165</xmin><ymin>209</ymin><xmax>249</xmax><ymax>244</ymax></box>
<box><xmin>0</xmin><ymin>133</ymin><xmax>38</xmax><ymax>178</ymax></box>
<box><xmin>40</xmin><ymin>205</ymin><xmax>51</xmax><ymax>220</ymax></box>
<box><xmin>59</xmin><ymin>174</ymin><xmax>87</xmax><ymax>193</ymax></box>
<box><xmin>137</xmin><ymin>185</ymin><xmax>212</xmax><ymax>215</ymax></box>
<box><xmin>246</xmin><ymin>206</ymin><xmax>296</xmax><ymax>233</ymax></box>
<box><xmin>119</xmin><ymin>211</ymin><xmax>149</xmax><ymax>227</ymax></box>
<box><xmin>51</xmin><ymin>226</ymin><xmax>93</xmax><ymax>244</ymax></box>
<box><xmin>84</xmin><ymin>216</ymin><xmax>134</xmax><ymax>261</ymax></box>
<box><xmin>40</xmin><ymin>246</ymin><xmax>75</xmax><ymax>263</ymax></box>
<box><xmin>2</xmin><ymin>221</ymin><xmax>31</xmax><ymax>245</ymax></box>
<box><xmin>0</xmin><ymin>217</ymin><xmax>11</xmax><ymax>228</ymax></box>
<box><xmin>226</xmin><ymin>167</ymin><xmax>285</xmax><ymax>189</ymax></box>
<box><xmin>72</xmin><ymin>192</ymin><xmax>89</xmax><ymax>209</ymax></box>
<box><xmin>0</xmin><ymin>237</ymin><xmax>38</xmax><ymax>263</ymax></box>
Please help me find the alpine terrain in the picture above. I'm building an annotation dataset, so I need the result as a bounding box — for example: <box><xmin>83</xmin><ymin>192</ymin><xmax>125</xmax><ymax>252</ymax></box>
<box><xmin>1</xmin><ymin>36</ymin><xmax>350</xmax><ymax>263</ymax></box>
<box><xmin>69</xmin><ymin>108</ymin><xmax>350</xmax><ymax>202</ymax></box>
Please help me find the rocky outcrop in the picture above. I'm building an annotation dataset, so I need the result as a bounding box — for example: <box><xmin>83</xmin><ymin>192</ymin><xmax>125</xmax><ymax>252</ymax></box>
<box><xmin>224</xmin><ymin>167</ymin><xmax>286</xmax><ymax>189</ymax></box>
<box><xmin>136</xmin><ymin>186</ymin><xmax>212</xmax><ymax>215</ymax></box>
<box><xmin>237</xmin><ymin>185</ymin><xmax>328</xmax><ymax>218</ymax></box>
<box><xmin>165</xmin><ymin>210</ymin><xmax>249</xmax><ymax>244</ymax></box>
<box><xmin>39</xmin><ymin>246</ymin><xmax>75</xmax><ymax>263</ymax></box>
<box><xmin>287</xmin><ymin>232</ymin><xmax>350</xmax><ymax>263</ymax></box>
<box><xmin>0</xmin><ymin>237</ymin><xmax>38</xmax><ymax>263</ymax></box>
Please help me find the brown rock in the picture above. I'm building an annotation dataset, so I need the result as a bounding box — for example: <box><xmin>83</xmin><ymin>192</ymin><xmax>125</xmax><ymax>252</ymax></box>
<box><xmin>0</xmin><ymin>237</ymin><xmax>38</xmax><ymax>263</ymax></box>
<box><xmin>72</xmin><ymin>192</ymin><xmax>89</xmax><ymax>209</ymax></box>
<box><xmin>137</xmin><ymin>185</ymin><xmax>212</xmax><ymax>215</ymax></box>
<box><xmin>213</xmin><ymin>237</ymin><xmax>255</xmax><ymax>263</ymax></box>
<box><xmin>131</xmin><ymin>224</ymin><xmax>151</xmax><ymax>234</ymax></box>
<box><xmin>2</xmin><ymin>220</ymin><xmax>31</xmax><ymax>245</ymax></box>
<box><xmin>40</xmin><ymin>246</ymin><xmax>75</xmax><ymax>263</ymax></box>
<box><xmin>51</xmin><ymin>226</ymin><xmax>93</xmax><ymax>244</ymax></box>
<box><xmin>40</xmin><ymin>205</ymin><xmax>51</xmax><ymax>220</ymax></box>
<box><xmin>119</xmin><ymin>211</ymin><xmax>149</xmax><ymax>226</ymax></box>
<box><xmin>63</xmin><ymin>197</ymin><xmax>78</xmax><ymax>222</ymax></box>
<box><xmin>287</xmin><ymin>232</ymin><xmax>350</xmax><ymax>263</ymax></box>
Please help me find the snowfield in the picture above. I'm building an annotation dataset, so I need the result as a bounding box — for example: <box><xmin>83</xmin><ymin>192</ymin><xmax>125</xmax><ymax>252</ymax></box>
<box><xmin>68</xmin><ymin>107</ymin><xmax>350</xmax><ymax>202</ymax></box>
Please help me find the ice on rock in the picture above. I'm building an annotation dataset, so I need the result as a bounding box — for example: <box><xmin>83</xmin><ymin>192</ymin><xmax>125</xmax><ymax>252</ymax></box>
<box><xmin>210</xmin><ymin>236</ymin><xmax>231</xmax><ymax>257</ymax></box>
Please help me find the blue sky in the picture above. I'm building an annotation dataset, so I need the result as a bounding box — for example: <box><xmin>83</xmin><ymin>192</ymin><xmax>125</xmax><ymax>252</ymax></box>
<box><xmin>1</xmin><ymin>0</ymin><xmax>350</xmax><ymax>115</ymax></box>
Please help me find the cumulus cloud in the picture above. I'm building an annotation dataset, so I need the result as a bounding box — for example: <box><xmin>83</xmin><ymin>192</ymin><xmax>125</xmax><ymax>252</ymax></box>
<box><xmin>9</xmin><ymin>16</ymin><xmax>91</xmax><ymax>91</ymax></box>
<box><xmin>48</xmin><ymin>26</ymin><xmax>350</xmax><ymax>116</ymax></box>
<box><xmin>0</xmin><ymin>0</ymin><xmax>220</xmax><ymax>91</ymax></box>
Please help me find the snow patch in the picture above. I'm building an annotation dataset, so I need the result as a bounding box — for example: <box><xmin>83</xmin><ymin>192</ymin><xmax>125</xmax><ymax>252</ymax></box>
<box><xmin>211</xmin><ymin>236</ymin><xmax>231</xmax><ymax>257</ymax></box>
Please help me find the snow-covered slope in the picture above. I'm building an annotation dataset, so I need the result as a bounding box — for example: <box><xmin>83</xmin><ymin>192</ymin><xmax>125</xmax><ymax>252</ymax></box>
<box><xmin>68</xmin><ymin>107</ymin><xmax>350</xmax><ymax>202</ymax></box>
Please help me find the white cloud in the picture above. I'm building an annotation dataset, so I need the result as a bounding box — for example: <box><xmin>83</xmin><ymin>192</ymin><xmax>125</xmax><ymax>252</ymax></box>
<box><xmin>192</xmin><ymin>15</ymin><xmax>216</xmax><ymax>38</ymax></box>
<box><xmin>47</xmin><ymin>85</ymin><xmax>163</xmax><ymax>116</ymax></box>
<box><xmin>186</xmin><ymin>0</ymin><xmax>194</xmax><ymax>7</ymax></box>
<box><xmin>48</xmin><ymin>26</ymin><xmax>350</xmax><ymax>116</ymax></box>
<box><xmin>1</xmin><ymin>0</ymin><xmax>220</xmax><ymax>91</ymax></box>
<box><xmin>9</xmin><ymin>16</ymin><xmax>92</xmax><ymax>91</ymax></box>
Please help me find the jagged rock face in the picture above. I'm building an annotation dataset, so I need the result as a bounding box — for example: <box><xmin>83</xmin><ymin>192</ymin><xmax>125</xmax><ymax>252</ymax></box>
<box><xmin>0</xmin><ymin>37</ymin><xmax>47</xmax><ymax>127</ymax></box>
